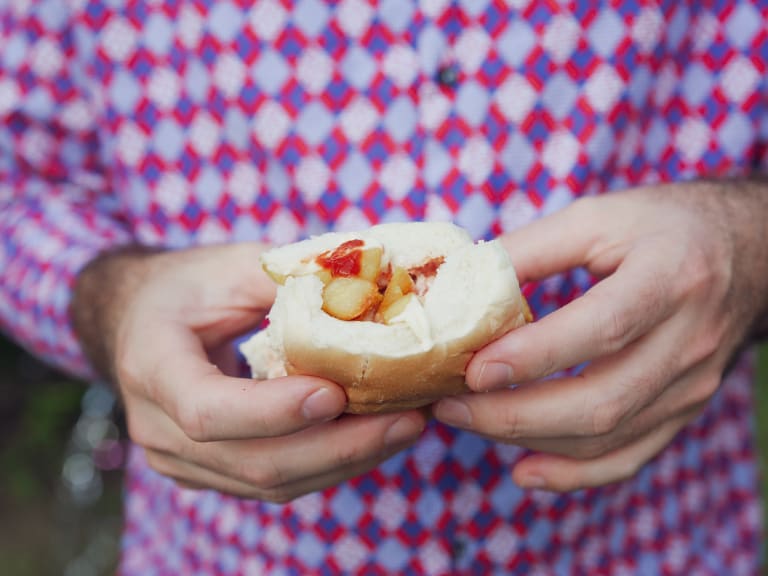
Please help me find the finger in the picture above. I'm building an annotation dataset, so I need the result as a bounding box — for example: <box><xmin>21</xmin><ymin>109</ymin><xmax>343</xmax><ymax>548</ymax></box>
<box><xmin>146</xmin><ymin>244</ymin><xmax>277</xmax><ymax>351</ymax></box>
<box><xmin>174</xmin><ymin>371</ymin><xmax>347</xmax><ymax>443</ymax></box>
<box><xmin>207</xmin><ymin>341</ymin><xmax>240</xmax><ymax>377</ymax></box>
<box><xmin>172</xmin><ymin>479</ymin><xmax>208</xmax><ymax>491</ymax></box>
<box><xmin>168</xmin><ymin>242</ymin><xmax>277</xmax><ymax>315</ymax></box>
<box><xmin>467</xmin><ymin>246</ymin><xmax>677</xmax><ymax>390</ymax></box>
<box><xmin>500</xmin><ymin>197</ymin><xmax>625</xmax><ymax>284</ymax></box>
<box><xmin>437</xmin><ymin>316</ymin><xmax>692</xmax><ymax>440</ymax></box>
<box><xmin>141</xmin><ymin>328</ymin><xmax>346</xmax><ymax>442</ymax></box>
<box><xmin>134</xmin><ymin>400</ymin><xmax>425</xmax><ymax>489</ymax></box>
<box><xmin>196</xmin><ymin>411</ymin><xmax>425</xmax><ymax>488</ymax></box>
<box><xmin>510</xmin><ymin>408</ymin><xmax>696</xmax><ymax>492</ymax></box>
<box><xmin>145</xmin><ymin>448</ymin><xmax>258</xmax><ymax>496</ymax></box>
<box><xmin>145</xmin><ymin>423</ymin><xmax>418</xmax><ymax>503</ymax></box>
<box><xmin>503</xmin><ymin>400</ymin><xmax>706</xmax><ymax>461</ymax></box>
<box><xmin>534</xmin><ymin>363</ymin><xmax>716</xmax><ymax>460</ymax></box>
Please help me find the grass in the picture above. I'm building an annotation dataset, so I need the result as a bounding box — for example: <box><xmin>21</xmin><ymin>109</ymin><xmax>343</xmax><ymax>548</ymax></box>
<box><xmin>757</xmin><ymin>344</ymin><xmax>768</xmax><ymax>554</ymax></box>
<box><xmin>0</xmin><ymin>343</ymin><xmax>122</xmax><ymax>576</ymax></box>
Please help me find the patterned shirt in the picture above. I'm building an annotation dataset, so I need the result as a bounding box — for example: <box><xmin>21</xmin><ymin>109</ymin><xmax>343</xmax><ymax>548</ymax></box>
<box><xmin>1</xmin><ymin>1</ymin><xmax>766</xmax><ymax>573</ymax></box>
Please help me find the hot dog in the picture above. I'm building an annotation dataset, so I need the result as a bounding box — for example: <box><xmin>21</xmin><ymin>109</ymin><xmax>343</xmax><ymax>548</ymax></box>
<box><xmin>240</xmin><ymin>222</ymin><xmax>531</xmax><ymax>414</ymax></box>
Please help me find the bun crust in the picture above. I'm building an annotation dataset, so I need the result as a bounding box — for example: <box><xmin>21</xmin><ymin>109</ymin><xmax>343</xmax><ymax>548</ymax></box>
<box><xmin>283</xmin><ymin>339</ymin><xmax>470</xmax><ymax>413</ymax></box>
<box><xmin>240</xmin><ymin>222</ymin><xmax>528</xmax><ymax>414</ymax></box>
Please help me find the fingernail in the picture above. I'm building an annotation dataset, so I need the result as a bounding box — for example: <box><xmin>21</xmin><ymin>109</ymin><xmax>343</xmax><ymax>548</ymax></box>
<box><xmin>434</xmin><ymin>398</ymin><xmax>472</xmax><ymax>428</ymax></box>
<box><xmin>302</xmin><ymin>388</ymin><xmax>340</xmax><ymax>422</ymax></box>
<box><xmin>519</xmin><ymin>474</ymin><xmax>547</xmax><ymax>489</ymax></box>
<box><xmin>476</xmin><ymin>362</ymin><xmax>512</xmax><ymax>391</ymax></box>
<box><xmin>384</xmin><ymin>416</ymin><xmax>423</xmax><ymax>448</ymax></box>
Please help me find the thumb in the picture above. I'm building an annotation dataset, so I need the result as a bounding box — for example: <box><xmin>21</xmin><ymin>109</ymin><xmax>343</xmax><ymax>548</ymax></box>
<box><xmin>500</xmin><ymin>198</ymin><xmax>605</xmax><ymax>284</ymax></box>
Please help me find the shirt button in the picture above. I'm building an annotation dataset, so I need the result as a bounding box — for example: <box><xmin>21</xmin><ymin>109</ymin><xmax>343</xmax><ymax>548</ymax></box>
<box><xmin>450</xmin><ymin>534</ymin><xmax>470</xmax><ymax>567</ymax></box>
<box><xmin>436</xmin><ymin>63</ymin><xmax>459</xmax><ymax>88</ymax></box>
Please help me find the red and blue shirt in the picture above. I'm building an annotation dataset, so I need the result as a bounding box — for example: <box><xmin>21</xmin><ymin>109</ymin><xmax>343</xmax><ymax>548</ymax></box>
<box><xmin>1</xmin><ymin>1</ymin><xmax>766</xmax><ymax>573</ymax></box>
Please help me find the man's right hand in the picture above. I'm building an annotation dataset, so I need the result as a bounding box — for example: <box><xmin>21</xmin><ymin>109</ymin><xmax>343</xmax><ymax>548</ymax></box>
<box><xmin>71</xmin><ymin>243</ymin><xmax>426</xmax><ymax>502</ymax></box>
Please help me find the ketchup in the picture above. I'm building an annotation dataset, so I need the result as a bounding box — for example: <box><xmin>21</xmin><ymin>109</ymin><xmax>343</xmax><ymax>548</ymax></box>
<box><xmin>316</xmin><ymin>239</ymin><xmax>365</xmax><ymax>277</ymax></box>
<box><xmin>409</xmin><ymin>256</ymin><xmax>445</xmax><ymax>278</ymax></box>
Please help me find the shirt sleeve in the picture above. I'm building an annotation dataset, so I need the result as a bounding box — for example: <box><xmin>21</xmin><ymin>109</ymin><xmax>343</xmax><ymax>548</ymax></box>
<box><xmin>0</xmin><ymin>3</ymin><xmax>132</xmax><ymax>379</ymax></box>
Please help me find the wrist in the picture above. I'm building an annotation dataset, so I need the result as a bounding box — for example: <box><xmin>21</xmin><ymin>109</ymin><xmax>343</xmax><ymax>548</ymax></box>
<box><xmin>69</xmin><ymin>246</ymin><xmax>162</xmax><ymax>381</ymax></box>
<box><xmin>750</xmin><ymin>178</ymin><xmax>768</xmax><ymax>340</ymax></box>
<box><xmin>719</xmin><ymin>176</ymin><xmax>768</xmax><ymax>341</ymax></box>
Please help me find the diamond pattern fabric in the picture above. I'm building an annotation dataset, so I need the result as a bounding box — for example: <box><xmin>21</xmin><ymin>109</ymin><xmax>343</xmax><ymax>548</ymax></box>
<box><xmin>0</xmin><ymin>1</ymin><xmax>766</xmax><ymax>573</ymax></box>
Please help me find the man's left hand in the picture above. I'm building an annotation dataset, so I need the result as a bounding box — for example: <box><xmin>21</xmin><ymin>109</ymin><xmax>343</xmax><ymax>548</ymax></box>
<box><xmin>434</xmin><ymin>180</ymin><xmax>768</xmax><ymax>491</ymax></box>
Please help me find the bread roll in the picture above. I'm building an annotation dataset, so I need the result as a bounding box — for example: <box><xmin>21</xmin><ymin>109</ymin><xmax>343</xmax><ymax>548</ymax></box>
<box><xmin>240</xmin><ymin>222</ymin><xmax>530</xmax><ymax>414</ymax></box>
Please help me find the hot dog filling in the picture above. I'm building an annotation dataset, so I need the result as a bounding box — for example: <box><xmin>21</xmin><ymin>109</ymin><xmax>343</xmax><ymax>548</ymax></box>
<box><xmin>315</xmin><ymin>239</ymin><xmax>365</xmax><ymax>277</ymax></box>
<box><xmin>313</xmin><ymin>241</ymin><xmax>445</xmax><ymax>323</ymax></box>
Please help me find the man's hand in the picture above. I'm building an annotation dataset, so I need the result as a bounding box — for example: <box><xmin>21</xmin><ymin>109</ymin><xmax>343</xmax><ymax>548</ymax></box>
<box><xmin>434</xmin><ymin>180</ymin><xmax>768</xmax><ymax>492</ymax></box>
<box><xmin>71</xmin><ymin>243</ymin><xmax>425</xmax><ymax>502</ymax></box>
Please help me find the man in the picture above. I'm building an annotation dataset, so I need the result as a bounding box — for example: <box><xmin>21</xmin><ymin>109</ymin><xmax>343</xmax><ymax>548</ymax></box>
<box><xmin>1</xmin><ymin>1</ymin><xmax>765</xmax><ymax>573</ymax></box>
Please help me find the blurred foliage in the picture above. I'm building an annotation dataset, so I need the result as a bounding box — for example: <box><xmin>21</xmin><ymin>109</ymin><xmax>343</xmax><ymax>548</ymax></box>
<box><xmin>0</xmin><ymin>380</ymin><xmax>82</xmax><ymax>501</ymax></box>
<box><xmin>0</xmin><ymin>339</ymin><xmax>82</xmax><ymax>500</ymax></box>
<box><xmin>757</xmin><ymin>343</ymin><xmax>768</xmax><ymax>547</ymax></box>
<box><xmin>0</xmin><ymin>338</ymin><xmax>123</xmax><ymax>576</ymax></box>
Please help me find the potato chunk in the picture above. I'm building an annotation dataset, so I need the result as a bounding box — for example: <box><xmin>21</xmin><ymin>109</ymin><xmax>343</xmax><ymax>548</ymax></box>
<box><xmin>358</xmin><ymin>247</ymin><xmax>383</xmax><ymax>282</ymax></box>
<box><xmin>378</xmin><ymin>293</ymin><xmax>414</xmax><ymax>324</ymax></box>
<box><xmin>376</xmin><ymin>267</ymin><xmax>415</xmax><ymax>322</ymax></box>
<box><xmin>379</xmin><ymin>267</ymin><xmax>414</xmax><ymax>310</ymax></box>
<box><xmin>322</xmin><ymin>277</ymin><xmax>382</xmax><ymax>320</ymax></box>
<box><xmin>313</xmin><ymin>268</ymin><xmax>333</xmax><ymax>285</ymax></box>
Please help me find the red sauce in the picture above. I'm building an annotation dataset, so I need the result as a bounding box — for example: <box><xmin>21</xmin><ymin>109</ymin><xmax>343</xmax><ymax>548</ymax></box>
<box><xmin>409</xmin><ymin>256</ymin><xmax>445</xmax><ymax>278</ymax></box>
<box><xmin>316</xmin><ymin>239</ymin><xmax>365</xmax><ymax>277</ymax></box>
<box><xmin>376</xmin><ymin>263</ymin><xmax>393</xmax><ymax>290</ymax></box>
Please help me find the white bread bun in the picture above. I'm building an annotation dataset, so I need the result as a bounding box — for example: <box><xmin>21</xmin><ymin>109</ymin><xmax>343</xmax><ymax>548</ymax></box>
<box><xmin>240</xmin><ymin>222</ymin><xmax>529</xmax><ymax>414</ymax></box>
